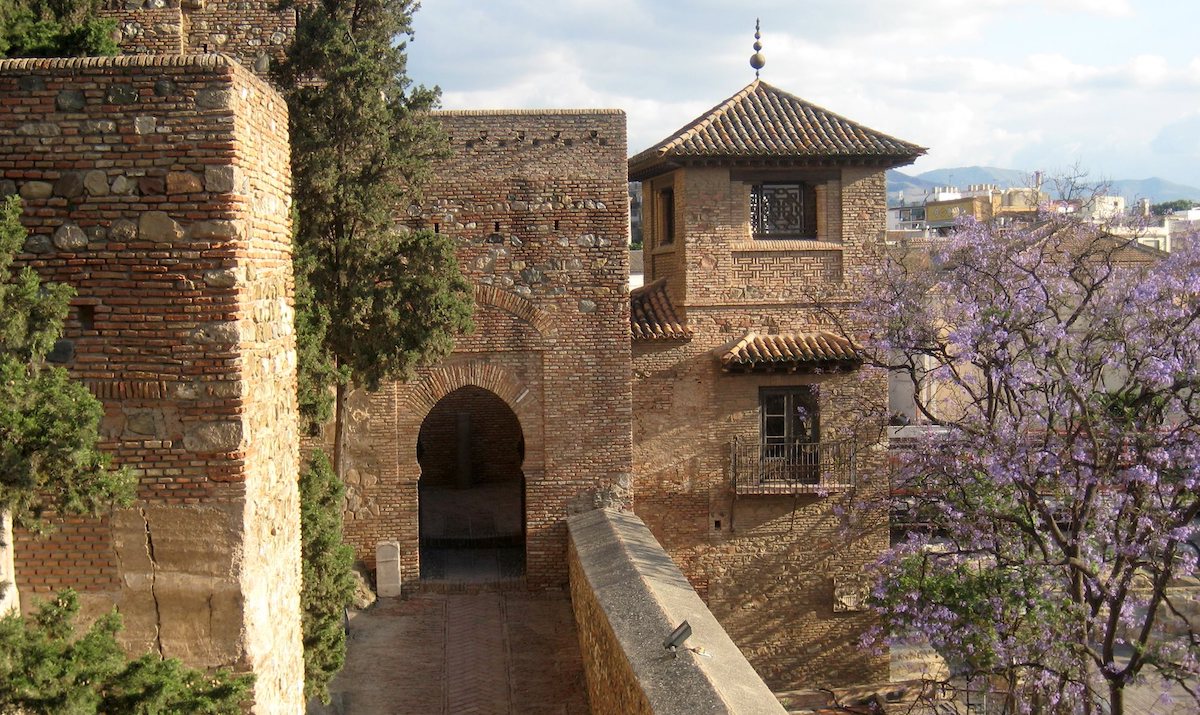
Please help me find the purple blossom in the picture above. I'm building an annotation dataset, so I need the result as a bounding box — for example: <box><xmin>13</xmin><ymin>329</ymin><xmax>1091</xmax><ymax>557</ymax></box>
<box><xmin>855</xmin><ymin>212</ymin><xmax>1200</xmax><ymax>712</ymax></box>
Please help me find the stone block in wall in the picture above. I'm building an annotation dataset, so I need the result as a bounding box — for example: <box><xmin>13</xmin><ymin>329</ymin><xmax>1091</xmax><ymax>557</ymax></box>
<box><xmin>832</xmin><ymin>576</ymin><xmax>869</xmax><ymax>613</ymax></box>
<box><xmin>110</xmin><ymin>505</ymin><xmax>244</xmax><ymax>664</ymax></box>
<box><xmin>376</xmin><ymin>541</ymin><xmax>402</xmax><ymax>597</ymax></box>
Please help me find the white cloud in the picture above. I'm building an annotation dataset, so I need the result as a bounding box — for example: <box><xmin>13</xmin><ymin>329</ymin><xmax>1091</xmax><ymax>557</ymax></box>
<box><xmin>1042</xmin><ymin>0</ymin><xmax>1133</xmax><ymax>16</ymax></box>
<box><xmin>1127</xmin><ymin>55</ymin><xmax>1170</xmax><ymax>86</ymax></box>
<box><xmin>409</xmin><ymin>0</ymin><xmax>1200</xmax><ymax>186</ymax></box>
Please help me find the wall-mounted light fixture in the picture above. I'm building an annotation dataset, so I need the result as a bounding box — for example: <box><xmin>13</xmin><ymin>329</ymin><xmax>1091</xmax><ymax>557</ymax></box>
<box><xmin>663</xmin><ymin>620</ymin><xmax>691</xmax><ymax>657</ymax></box>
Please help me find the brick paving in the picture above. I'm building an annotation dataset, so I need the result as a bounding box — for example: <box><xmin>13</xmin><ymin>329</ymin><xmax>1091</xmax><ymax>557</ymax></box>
<box><xmin>312</xmin><ymin>590</ymin><xmax>588</xmax><ymax>715</ymax></box>
<box><xmin>445</xmin><ymin>594</ymin><xmax>509</xmax><ymax>714</ymax></box>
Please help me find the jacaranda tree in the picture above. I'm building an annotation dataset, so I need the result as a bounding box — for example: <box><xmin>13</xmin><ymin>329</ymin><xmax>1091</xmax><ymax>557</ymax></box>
<box><xmin>863</xmin><ymin>213</ymin><xmax>1200</xmax><ymax>713</ymax></box>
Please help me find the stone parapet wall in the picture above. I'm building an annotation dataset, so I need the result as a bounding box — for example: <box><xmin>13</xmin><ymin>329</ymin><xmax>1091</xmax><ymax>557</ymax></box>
<box><xmin>0</xmin><ymin>54</ymin><xmax>301</xmax><ymax>713</ymax></box>
<box><xmin>567</xmin><ymin>508</ymin><xmax>787</xmax><ymax>715</ymax></box>
<box><xmin>337</xmin><ymin>110</ymin><xmax>633</xmax><ymax>590</ymax></box>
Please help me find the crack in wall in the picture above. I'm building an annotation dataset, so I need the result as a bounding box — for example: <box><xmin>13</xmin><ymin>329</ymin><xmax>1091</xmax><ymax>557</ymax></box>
<box><xmin>138</xmin><ymin>507</ymin><xmax>165</xmax><ymax>659</ymax></box>
<box><xmin>109</xmin><ymin>518</ymin><xmax>125</xmax><ymax>621</ymax></box>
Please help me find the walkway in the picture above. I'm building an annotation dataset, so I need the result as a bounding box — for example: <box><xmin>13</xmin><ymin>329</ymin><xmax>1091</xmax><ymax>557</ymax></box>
<box><xmin>311</xmin><ymin>590</ymin><xmax>589</xmax><ymax>715</ymax></box>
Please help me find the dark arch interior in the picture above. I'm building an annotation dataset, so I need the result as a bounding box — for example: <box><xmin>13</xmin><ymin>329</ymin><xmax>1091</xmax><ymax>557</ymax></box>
<box><xmin>417</xmin><ymin>386</ymin><xmax>525</xmax><ymax>582</ymax></box>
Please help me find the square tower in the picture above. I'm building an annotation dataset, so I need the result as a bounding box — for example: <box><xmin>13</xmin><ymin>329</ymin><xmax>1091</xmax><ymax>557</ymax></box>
<box><xmin>628</xmin><ymin>79</ymin><xmax>924</xmax><ymax>689</ymax></box>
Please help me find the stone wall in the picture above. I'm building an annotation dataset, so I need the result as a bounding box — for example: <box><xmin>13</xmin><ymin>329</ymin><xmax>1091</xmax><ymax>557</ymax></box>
<box><xmin>567</xmin><ymin>508</ymin><xmax>787</xmax><ymax>715</ymax></box>
<box><xmin>0</xmin><ymin>512</ymin><xmax>16</xmax><ymax>616</ymax></box>
<box><xmin>99</xmin><ymin>7</ymin><xmax>187</xmax><ymax>56</ymax></box>
<box><xmin>336</xmin><ymin>110</ymin><xmax>633</xmax><ymax>590</ymax></box>
<box><xmin>103</xmin><ymin>0</ymin><xmax>294</xmax><ymax>78</ymax></box>
<box><xmin>632</xmin><ymin>166</ymin><xmax>891</xmax><ymax>690</ymax></box>
<box><xmin>0</xmin><ymin>55</ymin><xmax>302</xmax><ymax>713</ymax></box>
<box><xmin>184</xmin><ymin>0</ymin><xmax>294</xmax><ymax>76</ymax></box>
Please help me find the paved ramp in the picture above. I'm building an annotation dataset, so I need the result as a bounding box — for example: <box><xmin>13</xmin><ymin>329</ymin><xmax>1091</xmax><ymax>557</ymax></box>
<box><xmin>312</xmin><ymin>591</ymin><xmax>587</xmax><ymax>715</ymax></box>
<box><xmin>445</xmin><ymin>594</ymin><xmax>509</xmax><ymax>714</ymax></box>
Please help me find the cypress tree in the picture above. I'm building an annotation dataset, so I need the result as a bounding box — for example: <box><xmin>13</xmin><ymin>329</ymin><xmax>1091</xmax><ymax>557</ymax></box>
<box><xmin>298</xmin><ymin>450</ymin><xmax>355</xmax><ymax>704</ymax></box>
<box><xmin>0</xmin><ymin>197</ymin><xmax>133</xmax><ymax>528</ymax></box>
<box><xmin>277</xmin><ymin>0</ymin><xmax>474</xmax><ymax>466</ymax></box>
<box><xmin>0</xmin><ymin>590</ymin><xmax>251</xmax><ymax>713</ymax></box>
<box><xmin>0</xmin><ymin>0</ymin><xmax>118</xmax><ymax>58</ymax></box>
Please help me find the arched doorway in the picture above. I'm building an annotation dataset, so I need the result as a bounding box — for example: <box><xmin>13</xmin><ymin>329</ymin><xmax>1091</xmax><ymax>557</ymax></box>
<box><xmin>417</xmin><ymin>386</ymin><xmax>525</xmax><ymax>583</ymax></box>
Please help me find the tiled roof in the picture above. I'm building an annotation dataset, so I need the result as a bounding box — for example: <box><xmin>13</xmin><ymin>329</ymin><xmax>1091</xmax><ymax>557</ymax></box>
<box><xmin>630</xmin><ymin>279</ymin><xmax>691</xmax><ymax>340</ymax></box>
<box><xmin>629</xmin><ymin>79</ymin><xmax>925</xmax><ymax>180</ymax></box>
<box><xmin>719</xmin><ymin>332</ymin><xmax>861</xmax><ymax>372</ymax></box>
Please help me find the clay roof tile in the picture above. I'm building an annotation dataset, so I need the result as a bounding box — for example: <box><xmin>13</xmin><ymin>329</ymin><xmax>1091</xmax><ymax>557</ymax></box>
<box><xmin>629</xmin><ymin>79</ymin><xmax>925</xmax><ymax>180</ymax></box>
<box><xmin>719</xmin><ymin>331</ymin><xmax>862</xmax><ymax>372</ymax></box>
<box><xmin>629</xmin><ymin>278</ymin><xmax>692</xmax><ymax>341</ymax></box>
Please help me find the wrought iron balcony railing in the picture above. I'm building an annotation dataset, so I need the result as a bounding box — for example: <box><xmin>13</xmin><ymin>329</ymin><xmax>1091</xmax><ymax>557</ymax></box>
<box><xmin>730</xmin><ymin>438</ymin><xmax>857</xmax><ymax>495</ymax></box>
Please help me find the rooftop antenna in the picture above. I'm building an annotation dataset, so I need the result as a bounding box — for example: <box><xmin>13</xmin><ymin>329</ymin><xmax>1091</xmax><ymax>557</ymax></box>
<box><xmin>750</xmin><ymin>19</ymin><xmax>766</xmax><ymax>78</ymax></box>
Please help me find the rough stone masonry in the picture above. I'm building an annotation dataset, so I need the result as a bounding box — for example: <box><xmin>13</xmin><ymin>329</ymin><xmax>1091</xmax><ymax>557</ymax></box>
<box><xmin>333</xmin><ymin>109</ymin><xmax>634</xmax><ymax>591</ymax></box>
<box><xmin>0</xmin><ymin>54</ymin><xmax>303</xmax><ymax>713</ymax></box>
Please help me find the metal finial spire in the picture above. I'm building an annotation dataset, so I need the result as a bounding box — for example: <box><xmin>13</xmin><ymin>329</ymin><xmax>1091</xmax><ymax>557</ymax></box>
<box><xmin>748</xmin><ymin>18</ymin><xmax>768</xmax><ymax>77</ymax></box>
<box><xmin>750</xmin><ymin>18</ymin><xmax>766</xmax><ymax>77</ymax></box>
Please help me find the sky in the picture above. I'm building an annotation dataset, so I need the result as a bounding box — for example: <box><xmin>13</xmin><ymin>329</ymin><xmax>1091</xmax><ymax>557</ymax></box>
<box><xmin>405</xmin><ymin>0</ymin><xmax>1200</xmax><ymax>188</ymax></box>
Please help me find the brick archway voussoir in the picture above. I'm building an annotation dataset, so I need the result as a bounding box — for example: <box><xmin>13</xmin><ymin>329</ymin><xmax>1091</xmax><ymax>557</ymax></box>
<box><xmin>474</xmin><ymin>284</ymin><xmax>555</xmax><ymax>336</ymax></box>
<box><xmin>402</xmin><ymin>361</ymin><xmax>536</xmax><ymax>420</ymax></box>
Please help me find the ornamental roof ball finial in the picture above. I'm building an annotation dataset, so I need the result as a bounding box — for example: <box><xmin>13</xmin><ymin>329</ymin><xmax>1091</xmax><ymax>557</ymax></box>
<box><xmin>750</xmin><ymin>18</ymin><xmax>765</xmax><ymax>77</ymax></box>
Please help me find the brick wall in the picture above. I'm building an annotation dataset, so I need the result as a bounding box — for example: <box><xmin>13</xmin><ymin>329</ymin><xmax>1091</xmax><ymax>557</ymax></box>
<box><xmin>642</xmin><ymin>172</ymin><xmax>686</xmax><ymax>319</ymax></box>
<box><xmin>103</xmin><ymin>0</ymin><xmax>294</xmax><ymax>79</ymax></box>
<box><xmin>99</xmin><ymin>7</ymin><xmax>186</xmax><ymax>55</ymax></box>
<box><xmin>0</xmin><ymin>54</ymin><xmax>301</xmax><ymax>713</ymax></box>
<box><xmin>631</xmin><ymin>165</ymin><xmax>891</xmax><ymax>690</ymax></box>
<box><xmin>336</xmin><ymin>110</ymin><xmax>633</xmax><ymax>590</ymax></box>
<box><xmin>185</xmin><ymin>0</ymin><xmax>294</xmax><ymax>76</ymax></box>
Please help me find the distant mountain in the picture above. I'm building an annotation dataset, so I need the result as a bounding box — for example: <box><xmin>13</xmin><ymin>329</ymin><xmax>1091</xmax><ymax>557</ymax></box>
<box><xmin>1106</xmin><ymin>177</ymin><xmax>1200</xmax><ymax>205</ymax></box>
<box><xmin>888</xmin><ymin>166</ymin><xmax>1200</xmax><ymax>207</ymax></box>
<box><xmin>886</xmin><ymin>170</ymin><xmax>937</xmax><ymax>203</ymax></box>
<box><xmin>912</xmin><ymin>166</ymin><xmax>1033</xmax><ymax>190</ymax></box>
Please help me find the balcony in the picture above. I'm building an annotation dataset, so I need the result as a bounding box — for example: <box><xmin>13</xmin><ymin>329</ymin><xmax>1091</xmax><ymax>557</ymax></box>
<box><xmin>730</xmin><ymin>438</ymin><xmax>857</xmax><ymax>495</ymax></box>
